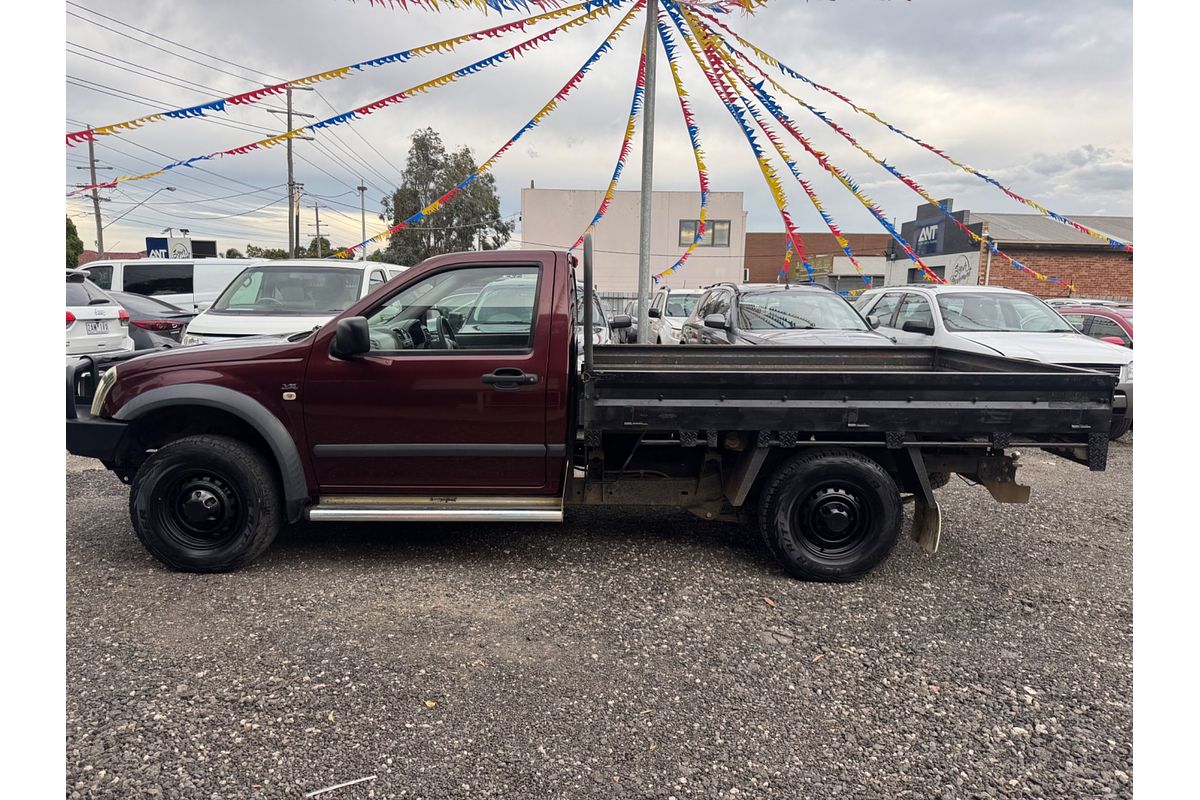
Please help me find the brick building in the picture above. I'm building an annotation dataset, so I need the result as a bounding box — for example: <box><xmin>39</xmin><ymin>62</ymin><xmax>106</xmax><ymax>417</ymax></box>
<box><xmin>78</xmin><ymin>250</ymin><xmax>145</xmax><ymax>266</ymax></box>
<box><xmin>888</xmin><ymin>200</ymin><xmax>1132</xmax><ymax>301</ymax></box>
<box><xmin>745</xmin><ymin>232</ymin><xmax>891</xmax><ymax>290</ymax></box>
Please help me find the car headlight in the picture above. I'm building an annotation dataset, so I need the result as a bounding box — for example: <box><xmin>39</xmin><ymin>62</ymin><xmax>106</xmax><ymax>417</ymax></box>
<box><xmin>90</xmin><ymin>366</ymin><xmax>118</xmax><ymax>417</ymax></box>
<box><xmin>1120</xmin><ymin>362</ymin><xmax>1132</xmax><ymax>383</ymax></box>
<box><xmin>181</xmin><ymin>332</ymin><xmax>206</xmax><ymax>346</ymax></box>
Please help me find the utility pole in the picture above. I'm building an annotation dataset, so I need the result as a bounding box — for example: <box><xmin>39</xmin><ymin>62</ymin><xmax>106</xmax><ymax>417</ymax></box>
<box><xmin>268</xmin><ymin>87</ymin><xmax>314</xmax><ymax>258</ymax></box>
<box><xmin>982</xmin><ymin>222</ymin><xmax>993</xmax><ymax>286</ymax></box>
<box><xmin>85</xmin><ymin>128</ymin><xmax>107</xmax><ymax>257</ymax></box>
<box><xmin>357</xmin><ymin>181</ymin><xmax>368</xmax><ymax>260</ymax></box>
<box><xmin>307</xmin><ymin>202</ymin><xmax>323</xmax><ymax>257</ymax></box>
<box><xmin>74</xmin><ymin>135</ymin><xmax>112</xmax><ymax>256</ymax></box>
<box><xmin>294</xmin><ymin>183</ymin><xmax>303</xmax><ymax>256</ymax></box>
<box><xmin>635</xmin><ymin>0</ymin><xmax>660</xmax><ymax>344</ymax></box>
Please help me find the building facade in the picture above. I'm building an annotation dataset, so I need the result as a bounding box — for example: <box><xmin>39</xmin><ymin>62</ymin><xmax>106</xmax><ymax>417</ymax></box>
<box><xmin>888</xmin><ymin>199</ymin><xmax>1132</xmax><ymax>300</ymax></box>
<box><xmin>745</xmin><ymin>232</ymin><xmax>891</xmax><ymax>291</ymax></box>
<box><xmin>520</xmin><ymin>188</ymin><xmax>747</xmax><ymax>292</ymax></box>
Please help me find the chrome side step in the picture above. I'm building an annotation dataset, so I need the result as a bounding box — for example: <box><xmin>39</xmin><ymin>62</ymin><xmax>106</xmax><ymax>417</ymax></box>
<box><xmin>307</xmin><ymin>495</ymin><xmax>563</xmax><ymax>523</ymax></box>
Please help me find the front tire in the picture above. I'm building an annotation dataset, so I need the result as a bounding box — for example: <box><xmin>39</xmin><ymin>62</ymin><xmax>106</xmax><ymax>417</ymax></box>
<box><xmin>130</xmin><ymin>435</ymin><xmax>282</xmax><ymax>572</ymax></box>
<box><xmin>757</xmin><ymin>449</ymin><xmax>902</xmax><ymax>582</ymax></box>
<box><xmin>1108</xmin><ymin>417</ymin><xmax>1131</xmax><ymax>440</ymax></box>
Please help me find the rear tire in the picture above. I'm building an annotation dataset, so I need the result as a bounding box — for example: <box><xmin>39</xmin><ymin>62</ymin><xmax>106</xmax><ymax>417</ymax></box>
<box><xmin>757</xmin><ymin>449</ymin><xmax>902</xmax><ymax>582</ymax></box>
<box><xmin>130</xmin><ymin>435</ymin><xmax>282</xmax><ymax>572</ymax></box>
<box><xmin>1108</xmin><ymin>417</ymin><xmax>1131</xmax><ymax>440</ymax></box>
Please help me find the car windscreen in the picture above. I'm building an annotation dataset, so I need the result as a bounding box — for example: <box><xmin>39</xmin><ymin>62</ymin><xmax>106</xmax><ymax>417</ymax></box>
<box><xmin>936</xmin><ymin>293</ymin><xmax>1075</xmax><ymax>332</ymax></box>
<box><xmin>66</xmin><ymin>277</ymin><xmax>113</xmax><ymax>307</ymax></box>
<box><xmin>666</xmin><ymin>295</ymin><xmax>699</xmax><ymax>318</ymax></box>
<box><xmin>736</xmin><ymin>291</ymin><xmax>869</xmax><ymax>331</ymax></box>
<box><xmin>210</xmin><ymin>267</ymin><xmax>364</xmax><ymax>315</ymax></box>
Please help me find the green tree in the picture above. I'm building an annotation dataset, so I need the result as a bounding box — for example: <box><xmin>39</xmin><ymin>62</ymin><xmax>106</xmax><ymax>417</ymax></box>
<box><xmin>365</xmin><ymin>250</ymin><xmax>386</xmax><ymax>262</ymax></box>
<box><xmin>224</xmin><ymin>248</ymin><xmax>243</xmax><ymax>259</ymax></box>
<box><xmin>379</xmin><ymin>127</ymin><xmax>512</xmax><ymax>266</ymax></box>
<box><xmin>66</xmin><ymin>216</ymin><xmax>84</xmax><ymax>267</ymax></box>
<box><xmin>245</xmin><ymin>244</ymin><xmax>289</xmax><ymax>259</ymax></box>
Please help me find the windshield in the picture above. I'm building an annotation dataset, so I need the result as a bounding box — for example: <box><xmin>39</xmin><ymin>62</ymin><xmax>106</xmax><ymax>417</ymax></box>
<box><xmin>737</xmin><ymin>291</ymin><xmax>869</xmax><ymax>331</ymax></box>
<box><xmin>210</xmin><ymin>267</ymin><xmax>363</xmax><ymax>315</ymax></box>
<box><xmin>936</xmin><ymin>293</ymin><xmax>1075</xmax><ymax>332</ymax></box>
<box><xmin>665</xmin><ymin>295</ymin><xmax>699</xmax><ymax>318</ymax></box>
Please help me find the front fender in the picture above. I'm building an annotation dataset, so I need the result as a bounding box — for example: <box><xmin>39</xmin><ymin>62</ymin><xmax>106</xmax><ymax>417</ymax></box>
<box><xmin>114</xmin><ymin>384</ymin><xmax>309</xmax><ymax>522</ymax></box>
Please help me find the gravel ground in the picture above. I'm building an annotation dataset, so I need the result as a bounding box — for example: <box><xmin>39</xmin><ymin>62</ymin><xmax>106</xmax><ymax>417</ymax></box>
<box><xmin>66</xmin><ymin>438</ymin><xmax>1132</xmax><ymax>799</ymax></box>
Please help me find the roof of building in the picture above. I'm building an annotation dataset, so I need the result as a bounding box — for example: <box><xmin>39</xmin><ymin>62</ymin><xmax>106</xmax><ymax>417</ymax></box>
<box><xmin>969</xmin><ymin>213</ymin><xmax>1133</xmax><ymax>248</ymax></box>
<box><xmin>78</xmin><ymin>250</ymin><xmax>146</xmax><ymax>265</ymax></box>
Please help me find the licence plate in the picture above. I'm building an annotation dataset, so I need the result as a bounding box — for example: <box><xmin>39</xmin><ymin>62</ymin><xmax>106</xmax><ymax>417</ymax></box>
<box><xmin>85</xmin><ymin>321</ymin><xmax>110</xmax><ymax>335</ymax></box>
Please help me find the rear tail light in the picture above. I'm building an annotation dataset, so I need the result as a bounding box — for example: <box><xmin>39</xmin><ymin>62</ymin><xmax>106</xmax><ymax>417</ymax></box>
<box><xmin>66</xmin><ymin>310</ymin><xmax>76</xmax><ymax>328</ymax></box>
<box><xmin>118</xmin><ymin>309</ymin><xmax>130</xmax><ymax>327</ymax></box>
<box><xmin>131</xmin><ymin>319</ymin><xmax>184</xmax><ymax>332</ymax></box>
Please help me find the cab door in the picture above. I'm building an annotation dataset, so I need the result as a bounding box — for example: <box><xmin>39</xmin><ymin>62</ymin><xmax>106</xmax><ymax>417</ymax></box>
<box><xmin>301</xmin><ymin>256</ymin><xmax>558</xmax><ymax>494</ymax></box>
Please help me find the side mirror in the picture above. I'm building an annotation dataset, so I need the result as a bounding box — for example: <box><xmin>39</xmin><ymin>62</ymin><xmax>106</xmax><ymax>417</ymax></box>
<box><xmin>866</xmin><ymin>314</ymin><xmax>881</xmax><ymax>330</ymax></box>
<box><xmin>901</xmin><ymin>320</ymin><xmax>935</xmax><ymax>335</ymax></box>
<box><xmin>1100</xmin><ymin>335</ymin><xmax>1130</xmax><ymax>347</ymax></box>
<box><xmin>609</xmin><ymin>314</ymin><xmax>632</xmax><ymax>330</ymax></box>
<box><xmin>331</xmin><ymin>316</ymin><xmax>371</xmax><ymax>358</ymax></box>
<box><xmin>647</xmin><ymin>307</ymin><xmax>662</xmax><ymax>319</ymax></box>
<box><xmin>704</xmin><ymin>313</ymin><xmax>728</xmax><ymax>330</ymax></box>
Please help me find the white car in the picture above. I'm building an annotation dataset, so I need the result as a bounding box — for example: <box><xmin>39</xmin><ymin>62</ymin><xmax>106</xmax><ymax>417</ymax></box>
<box><xmin>181</xmin><ymin>260</ymin><xmax>404</xmax><ymax>345</ymax></box>
<box><xmin>82</xmin><ymin>256</ymin><xmax>264</xmax><ymax>313</ymax></box>
<box><xmin>856</xmin><ymin>284</ymin><xmax>1132</xmax><ymax>438</ymax></box>
<box><xmin>66</xmin><ymin>269</ymin><xmax>134</xmax><ymax>363</ymax></box>
<box><xmin>647</xmin><ymin>287</ymin><xmax>704</xmax><ymax>344</ymax></box>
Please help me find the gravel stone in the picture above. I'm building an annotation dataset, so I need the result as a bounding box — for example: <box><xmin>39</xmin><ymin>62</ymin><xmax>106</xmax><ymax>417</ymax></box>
<box><xmin>65</xmin><ymin>438</ymin><xmax>1132</xmax><ymax>798</ymax></box>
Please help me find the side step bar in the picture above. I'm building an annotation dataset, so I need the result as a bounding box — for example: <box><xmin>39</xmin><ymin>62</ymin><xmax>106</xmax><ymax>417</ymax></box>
<box><xmin>307</xmin><ymin>495</ymin><xmax>564</xmax><ymax>523</ymax></box>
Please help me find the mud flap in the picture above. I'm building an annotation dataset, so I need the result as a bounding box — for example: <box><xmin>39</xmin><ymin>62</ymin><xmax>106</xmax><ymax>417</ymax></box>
<box><xmin>911</xmin><ymin>496</ymin><xmax>942</xmax><ymax>555</ymax></box>
<box><xmin>906</xmin><ymin>448</ymin><xmax>941</xmax><ymax>555</ymax></box>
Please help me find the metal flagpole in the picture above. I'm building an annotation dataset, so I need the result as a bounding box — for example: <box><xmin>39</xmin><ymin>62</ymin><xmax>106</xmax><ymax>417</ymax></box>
<box><xmin>635</xmin><ymin>0</ymin><xmax>659</xmax><ymax>344</ymax></box>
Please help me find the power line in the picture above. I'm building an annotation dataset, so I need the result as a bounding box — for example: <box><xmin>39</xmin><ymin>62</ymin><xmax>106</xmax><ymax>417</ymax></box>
<box><xmin>67</xmin><ymin>0</ymin><xmax>286</xmax><ymax>81</ymax></box>
<box><xmin>66</xmin><ymin>9</ymin><xmax>265</xmax><ymax>84</ymax></box>
<box><xmin>68</xmin><ymin>2</ymin><xmax>401</xmax><ymax>192</ymax></box>
<box><xmin>103</xmin><ymin>184</ymin><xmax>288</xmax><ymax>206</ymax></box>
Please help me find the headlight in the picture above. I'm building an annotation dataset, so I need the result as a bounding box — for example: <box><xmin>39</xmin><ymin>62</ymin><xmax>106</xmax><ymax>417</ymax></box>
<box><xmin>1120</xmin><ymin>362</ymin><xmax>1132</xmax><ymax>383</ymax></box>
<box><xmin>90</xmin><ymin>366</ymin><xmax>118</xmax><ymax>417</ymax></box>
<box><xmin>181</xmin><ymin>332</ymin><xmax>206</xmax><ymax>346</ymax></box>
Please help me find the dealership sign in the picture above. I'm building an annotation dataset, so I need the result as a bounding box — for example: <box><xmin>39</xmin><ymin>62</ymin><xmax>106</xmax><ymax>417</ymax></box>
<box><xmin>145</xmin><ymin>237</ymin><xmax>193</xmax><ymax>259</ymax></box>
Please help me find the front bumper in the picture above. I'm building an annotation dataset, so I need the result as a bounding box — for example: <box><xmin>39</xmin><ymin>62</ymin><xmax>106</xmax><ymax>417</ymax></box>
<box><xmin>66</xmin><ymin>355</ymin><xmax>135</xmax><ymax>461</ymax></box>
<box><xmin>67</xmin><ymin>414</ymin><xmax>128</xmax><ymax>461</ymax></box>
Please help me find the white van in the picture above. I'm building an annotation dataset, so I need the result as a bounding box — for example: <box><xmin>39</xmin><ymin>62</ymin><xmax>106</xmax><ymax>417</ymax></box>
<box><xmin>181</xmin><ymin>260</ymin><xmax>405</xmax><ymax>345</ymax></box>
<box><xmin>82</xmin><ymin>257</ymin><xmax>263</xmax><ymax>313</ymax></box>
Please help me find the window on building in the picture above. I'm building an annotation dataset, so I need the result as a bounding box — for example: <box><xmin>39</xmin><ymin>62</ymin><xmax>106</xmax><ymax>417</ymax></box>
<box><xmin>679</xmin><ymin>219</ymin><xmax>731</xmax><ymax>248</ymax></box>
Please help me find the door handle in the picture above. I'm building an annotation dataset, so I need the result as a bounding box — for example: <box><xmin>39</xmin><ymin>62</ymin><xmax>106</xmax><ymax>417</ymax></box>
<box><xmin>481</xmin><ymin>368</ymin><xmax>539</xmax><ymax>388</ymax></box>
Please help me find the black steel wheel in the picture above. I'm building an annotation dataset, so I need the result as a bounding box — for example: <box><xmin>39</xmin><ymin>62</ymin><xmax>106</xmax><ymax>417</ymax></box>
<box><xmin>757</xmin><ymin>449</ymin><xmax>902</xmax><ymax>582</ymax></box>
<box><xmin>130</xmin><ymin>435</ymin><xmax>281</xmax><ymax>572</ymax></box>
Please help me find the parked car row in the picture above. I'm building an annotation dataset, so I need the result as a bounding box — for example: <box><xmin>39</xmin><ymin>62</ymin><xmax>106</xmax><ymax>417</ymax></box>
<box><xmin>67</xmin><ymin>258</ymin><xmax>1133</xmax><ymax>441</ymax></box>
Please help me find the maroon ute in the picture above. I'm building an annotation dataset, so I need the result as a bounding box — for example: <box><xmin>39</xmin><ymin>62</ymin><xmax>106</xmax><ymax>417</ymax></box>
<box><xmin>67</xmin><ymin>239</ymin><xmax>1117</xmax><ymax>581</ymax></box>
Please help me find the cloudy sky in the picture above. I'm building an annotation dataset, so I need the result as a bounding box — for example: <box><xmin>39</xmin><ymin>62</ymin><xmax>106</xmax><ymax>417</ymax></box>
<box><xmin>65</xmin><ymin>0</ymin><xmax>1132</xmax><ymax>259</ymax></box>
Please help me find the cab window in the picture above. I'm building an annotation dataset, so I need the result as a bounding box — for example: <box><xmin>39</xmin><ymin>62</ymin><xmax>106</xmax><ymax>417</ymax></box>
<box><xmin>364</xmin><ymin>265</ymin><xmax>539</xmax><ymax>353</ymax></box>
<box><xmin>84</xmin><ymin>265</ymin><xmax>113</xmax><ymax>290</ymax></box>
<box><xmin>896</xmin><ymin>294</ymin><xmax>934</xmax><ymax>330</ymax></box>
<box><xmin>1088</xmin><ymin>315</ymin><xmax>1131</xmax><ymax>346</ymax></box>
<box><xmin>866</xmin><ymin>292</ymin><xmax>902</xmax><ymax>327</ymax></box>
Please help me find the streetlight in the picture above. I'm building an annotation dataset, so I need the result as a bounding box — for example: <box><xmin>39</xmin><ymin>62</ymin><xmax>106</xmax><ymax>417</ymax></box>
<box><xmin>103</xmin><ymin>187</ymin><xmax>176</xmax><ymax>230</ymax></box>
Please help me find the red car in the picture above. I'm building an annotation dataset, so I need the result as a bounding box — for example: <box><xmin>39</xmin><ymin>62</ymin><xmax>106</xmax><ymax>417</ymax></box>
<box><xmin>1057</xmin><ymin>305</ymin><xmax>1133</xmax><ymax>348</ymax></box>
